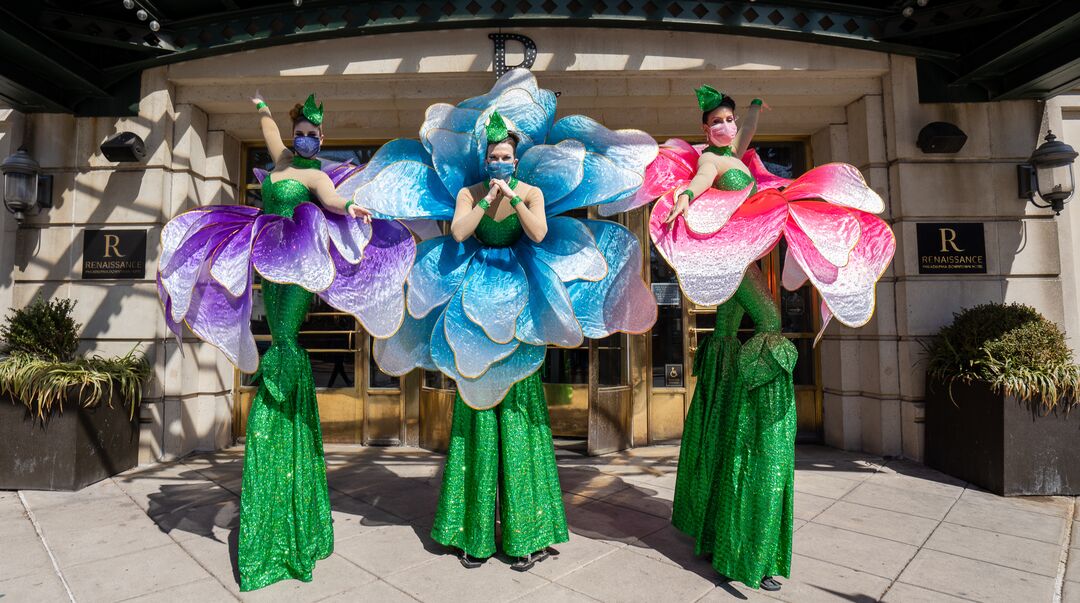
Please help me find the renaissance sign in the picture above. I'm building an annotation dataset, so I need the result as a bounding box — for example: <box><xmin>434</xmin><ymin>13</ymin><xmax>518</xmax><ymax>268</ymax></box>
<box><xmin>916</xmin><ymin>222</ymin><xmax>987</xmax><ymax>274</ymax></box>
<box><xmin>82</xmin><ymin>229</ymin><xmax>148</xmax><ymax>279</ymax></box>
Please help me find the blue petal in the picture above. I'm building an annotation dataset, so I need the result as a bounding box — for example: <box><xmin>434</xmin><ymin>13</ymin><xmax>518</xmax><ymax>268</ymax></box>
<box><xmin>407</xmin><ymin>235</ymin><xmax>481</xmax><ymax>318</ymax></box>
<box><xmin>373</xmin><ymin>305</ymin><xmax>440</xmax><ymax>375</ymax></box>
<box><xmin>350</xmin><ymin>139</ymin><xmax>456</xmax><ymax>219</ymax></box>
<box><xmin>420</xmin><ymin>103</ymin><xmax>484</xmax><ymax>197</ymax></box>
<box><xmin>444</xmin><ymin>289</ymin><xmax>520</xmax><ymax>378</ymax></box>
<box><xmin>514</xmin><ymin>217</ymin><xmax>607</xmax><ymax>282</ymax></box>
<box><xmin>516</xmin><ymin>141</ymin><xmax>586</xmax><ymax>208</ymax></box>
<box><xmin>566</xmin><ymin>220</ymin><xmax>658</xmax><ymax>338</ymax></box>
<box><xmin>461</xmin><ymin>247</ymin><xmax>529</xmax><ymax>344</ymax></box>
<box><xmin>431</xmin><ymin>315</ymin><xmax>546</xmax><ymax>410</ymax></box>
<box><xmin>457</xmin><ymin>68</ymin><xmax>556</xmax><ymax>154</ymax></box>
<box><xmin>516</xmin><ymin>249</ymin><xmax>583</xmax><ymax>348</ymax></box>
<box><xmin>545</xmin><ymin>115</ymin><xmax>659</xmax><ymax>215</ymax></box>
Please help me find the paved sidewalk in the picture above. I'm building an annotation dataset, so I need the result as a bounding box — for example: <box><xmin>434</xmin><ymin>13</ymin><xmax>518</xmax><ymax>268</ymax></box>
<box><xmin>1</xmin><ymin>444</ymin><xmax>1077</xmax><ymax>603</ymax></box>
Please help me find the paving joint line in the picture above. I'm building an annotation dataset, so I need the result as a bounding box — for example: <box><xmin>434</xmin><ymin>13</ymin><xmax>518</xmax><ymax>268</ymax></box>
<box><xmin>1053</xmin><ymin>498</ymin><xmax>1076</xmax><ymax>603</ymax></box>
<box><xmin>18</xmin><ymin>491</ymin><xmax>77</xmax><ymax>603</ymax></box>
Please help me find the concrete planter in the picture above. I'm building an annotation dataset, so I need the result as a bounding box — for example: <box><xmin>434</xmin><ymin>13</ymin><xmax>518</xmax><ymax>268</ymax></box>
<box><xmin>0</xmin><ymin>393</ymin><xmax>139</xmax><ymax>491</ymax></box>
<box><xmin>924</xmin><ymin>378</ymin><xmax>1080</xmax><ymax>496</ymax></box>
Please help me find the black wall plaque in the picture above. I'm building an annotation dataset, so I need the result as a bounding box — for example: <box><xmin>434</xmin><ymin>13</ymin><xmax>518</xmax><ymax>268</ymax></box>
<box><xmin>664</xmin><ymin>363</ymin><xmax>684</xmax><ymax>388</ymax></box>
<box><xmin>916</xmin><ymin>222</ymin><xmax>986</xmax><ymax>274</ymax></box>
<box><xmin>82</xmin><ymin>229</ymin><xmax>147</xmax><ymax>279</ymax></box>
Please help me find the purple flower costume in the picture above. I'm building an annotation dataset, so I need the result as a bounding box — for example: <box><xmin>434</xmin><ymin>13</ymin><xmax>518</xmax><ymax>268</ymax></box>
<box><xmin>157</xmin><ymin>157</ymin><xmax>415</xmax><ymax>590</ymax></box>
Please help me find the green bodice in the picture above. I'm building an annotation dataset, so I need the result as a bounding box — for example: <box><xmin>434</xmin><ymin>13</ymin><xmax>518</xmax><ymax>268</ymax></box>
<box><xmin>261</xmin><ymin>177</ymin><xmax>313</xmax><ymax>218</ymax></box>
<box><xmin>703</xmin><ymin>145</ymin><xmax>756</xmax><ymax>193</ymax></box>
<box><xmin>474</xmin><ymin>177</ymin><xmax>524</xmax><ymax>247</ymax></box>
<box><xmin>475</xmin><ymin>213</ymin><xmax>523</xmax><ymax>247</ymax></box>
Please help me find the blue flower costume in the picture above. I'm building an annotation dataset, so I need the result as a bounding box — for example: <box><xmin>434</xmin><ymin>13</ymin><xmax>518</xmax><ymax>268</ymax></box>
<box><xmin>356</xmin><ymin>69</ymin><xmax>659</xmax><ymax>563</ymax></box>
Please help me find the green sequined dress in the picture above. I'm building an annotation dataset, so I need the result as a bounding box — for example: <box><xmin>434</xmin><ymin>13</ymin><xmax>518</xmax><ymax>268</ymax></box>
<box><xmin>671</xmin><ymin>146</ymin><xmax>798</xmax><ymax>589</ymax></box>
<box><xmin>237</xmin><ymin>172</ymin><xmax>334</xmax><ymax>591</ymax></box>
<box><xmin>430</xmin><ymin>195</ymin><xmax>570</xmax><ymax>560</ymax></box>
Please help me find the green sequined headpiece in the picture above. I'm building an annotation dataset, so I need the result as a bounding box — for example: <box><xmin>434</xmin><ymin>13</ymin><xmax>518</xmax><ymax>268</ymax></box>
<box><xmin>300</xmin><ymin>93</ymin><xmax>324</xmax><ymax>126</ymax></box>
<box><xmin>695</xmin><ymin>85</ymin><xmax>725</xmax><ymax>113</ymax></box>
<box><xmin>485</xmin><ymin>111</ymin><xmax>510</xmax><ymax>144</ymax></box>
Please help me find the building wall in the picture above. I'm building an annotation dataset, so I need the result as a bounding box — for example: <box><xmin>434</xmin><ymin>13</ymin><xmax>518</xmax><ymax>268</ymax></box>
<box><xmin>0</xmin><ymin>28</ymin><xmax>1064</xmax><ymax>462</ymax></box>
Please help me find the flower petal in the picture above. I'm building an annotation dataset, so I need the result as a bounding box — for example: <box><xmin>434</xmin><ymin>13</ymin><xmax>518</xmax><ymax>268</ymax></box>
<box><xmin>421</xmin><ymin>103</ymin><xmax>484</xmax><ymax>197</ymax></box>
<box><xmin>319</xmin><ymin>219</ymin><xmax>416</xmax><ymax>338</ymax></box>
<box><xmin>407</xmin><ymin>235</ymin><xmax>482</xmax><ymax>318</ymax></box>
<box><xmin>323</xmin><ymin>210</ymin><xmax>372</xmax><ymax>265</ymax></box>
<box><xmin>781</xmin><ymin>163</ymin><xmax>884</xmax><ymax>214</ymax></box>
<box><xmin>783</xmin><ymin>217</ymin><xmax>839</xmax><ymax>285</ymax></box>
<box><xmin>683</xmin><ymin>184</ymin><xmax>756</xmax><ymax>236</ymax></box>
<box><xmin>787</xmin><ymin>201</ymin><xmax>861</xmax><ymax>268</ymax></box>
<box><xmin>566</xmin><ymin>220</ymin><xmax>657</xmax><ymax>338</ymax></box>
<box><xmin>350</xmin><ymin>139</ymin><xmax>457</xmax><ymax>220</ymax></box>
<box><xmin>515</xmin><ymin>250</ymin><xmax>583</xmax><ymax>348</ymax></box>
<box><xmin>598</xmin><ymin>141</ymin><xmax>696</xmax><ymax>216</ymax></box>
<box><xmin>444</xmin><ymin>289</ymin><xmax>520</xmax><ymax>379</ymax></box>
<box><xmin>251</xmin><ymin>203</ymin><xmax>334</xmax><ymax>292</ymax></box>
<box><xmin>515</xmin><ymin>140</ymin><xmax>586</xmax><ymax>208</ymax></box>
<box><xmin>431</xmin><ymin>311</ymin><xmax>546</xmax><ymax>410</ymax></box>
<box><xmin>650</xmin><ymin>189</ymin><xmax>788</xmax><ymax>306</ymax></box>
<box><xmin>186</xmin><ymin>265</ymin><xmax>258</xmax><ymax>374</ymax></box>
<box><xmin>742</xmin><ymin>148</ymin><xmax>793</xmax><ymax>191</ymax></box>
<box><xmin>457</xmin><ymin>68</ymin><xmax>557</xmax><ymax>154</ymax></box>
<box><xmin>461</xmin><ymin>247</ymin><xmax>529</xmax><ymax>344</ymax></box>
<box><xmin>373</xmin><ymin>303</ymin><xmax>440</xmax><ymax>375</ymax></box>
<box><xmin>209</xmin><ymin>223</ymin><xmax>254</xmax><ymax>298</ymax></box>
<box><xmin>789</xmin><ymin>211</ymin><xmax>895</xmax><ymax>328</ymax></box>
<box><xmin>514</xmin><ymin>216</ymin><xmax>607</xmax><ymax>282</ymax></box>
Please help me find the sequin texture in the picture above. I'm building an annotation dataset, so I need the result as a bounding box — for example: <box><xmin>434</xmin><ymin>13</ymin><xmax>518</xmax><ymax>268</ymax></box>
<box><xmin>431</xmin><ymin>372</ymin><xmax>569</xmax><ymax>558</ymax></box>
<box><xmin>237</xmin><ymin>176</ymin><xmax>334</xmax><ymax>591</ymax></box>
<box><xmin>672</xmin><ymin>266</ymin><xmax>797</xmax><ymax>589</ymax></box>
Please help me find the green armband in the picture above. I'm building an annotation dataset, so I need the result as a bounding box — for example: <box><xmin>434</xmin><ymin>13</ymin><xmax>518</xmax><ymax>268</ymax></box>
<box><xmin>256</xmin><ymin>101</ymin><xmax>268</xmax><ymax>110</ymax></box>
<box><xmin>510</xmin><ymin>195</ymin><xmax>524</xmax><ymax>208</ymax></box>
<box><xmin>750</xmin><ymin>98</ymin><xmax>763</xmax><ymax>106</ymax></box>
<box><xmin>679</xmin><ymin>189</ymin><xmax>695</xmax><ymax>202</ymax></box>
<box><xmin>344</xmin><ymin>200</ymin><xmax>356</xmax><ymax>213</ymax></box>
<box><xmin>478</xmin><ymin>198</ymin><xmax>491</xmax><ymax>210</ymax></box>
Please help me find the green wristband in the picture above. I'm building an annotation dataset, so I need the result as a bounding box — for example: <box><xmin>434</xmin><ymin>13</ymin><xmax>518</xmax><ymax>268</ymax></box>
<box><xmin>256</xmin><ymin>101</ymin><xmax>268</xmax><ymax>110</ymax></box>
<box><xmin>679</xmin><ymin>189</ymin><xmax>695</xmax><ymax>202</ymax></box>
<box><xmin>478</xmin><ymin>198</ymin><xmax>491</xmax><ymax>210</ymax></box>
<box><xmin>344</xmin><ymin>200</ymin><xmax>356</xmax><ymax>213</ymax></box>
<box><xmin>510</xmin><ymin>195</ymin><xmax>523</xmax><ymax>208</ymax></box>
<box><xmin>751</xmin><ymin>98</ymin><xmax>763</xmax><ymax>106</ymax></box>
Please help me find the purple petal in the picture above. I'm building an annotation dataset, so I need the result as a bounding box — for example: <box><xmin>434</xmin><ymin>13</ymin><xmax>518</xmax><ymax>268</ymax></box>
<box><xmin>319</xmin><ymin>219</ymin><xmax>416</xmax><ymax>338</ymax></box>
<box><xmin>186</xmin><ymin>265</ymin><xmax>258</xmax><ymax>373</ymax></box>
<box><xmin>209</xmin><ymin>223</ymin><xmax>254</xmax><ymax>297</ymax></box>
<box><xmin>251</xmin><ymin>203</ymin><xmax>334</xmax><ymax>292</ymax></box>
<box><xmin>324</xmin><ymin>210</ymin><xmax>372</xmax><ymax>265</ymax></box>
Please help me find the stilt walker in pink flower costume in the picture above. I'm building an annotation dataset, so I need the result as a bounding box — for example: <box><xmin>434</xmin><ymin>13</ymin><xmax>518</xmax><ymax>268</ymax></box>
<box><xmin>609</xmin><ymin>85</ymin><xmax>895</xmax><ymax>591</ymax></box>
<box><xmin>156</xmin><ymin>93</ymin><xmax>416</xmax><ymax>591</ymax></box>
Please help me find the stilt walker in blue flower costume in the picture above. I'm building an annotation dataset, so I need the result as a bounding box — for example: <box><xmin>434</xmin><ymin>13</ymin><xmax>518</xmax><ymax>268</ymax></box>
<box><xmin>157</xmin><ymin>93</ymin><xmax>416</xmax><ymax>591</ymax></box>
<box><xmin>356</xmin><ymin>69</ymin><xmax>659</xmax><ymax>570</ymax></box>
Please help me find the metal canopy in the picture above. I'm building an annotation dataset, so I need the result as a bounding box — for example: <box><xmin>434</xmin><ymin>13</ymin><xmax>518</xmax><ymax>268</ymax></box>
<box><xmin>2</xmin><ymin>0</ymin><xmax>1078</xmax><ymax>113</ymax></box>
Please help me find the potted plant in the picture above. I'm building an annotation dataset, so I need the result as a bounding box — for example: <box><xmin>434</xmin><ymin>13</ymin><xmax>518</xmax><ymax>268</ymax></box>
<box><xmin>924</xmin><ymin>302</ymin><xmax>1080</xmax><ymax>496</ymax></box>
<box><xmin>0</xmin><ymin>296</ymin><xmax>151</xmax><ymax>491</ymax></box>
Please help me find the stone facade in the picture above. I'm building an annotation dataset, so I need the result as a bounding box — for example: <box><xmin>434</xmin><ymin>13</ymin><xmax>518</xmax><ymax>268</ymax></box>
<box><xmin>0</xmin><ymin>27</ymin><xmax>1072</xmax><ymax>464</ymax></box>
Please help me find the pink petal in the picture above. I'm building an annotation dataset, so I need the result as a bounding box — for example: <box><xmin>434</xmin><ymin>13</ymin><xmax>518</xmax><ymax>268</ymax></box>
<box><xmin>684</xmin><ymin>183</ymin><xmax>755</xmax><ymax>235</ymax></box>
<box><xmin>814</xmin><ymin>301</ymin><xmax>833</xmax><ymax>347</ymax></box>
<box><xmin>781</xmin><ymin>163</ymin><xmax>885</xmax><ymax>214</ymax></box>
<box><xmin>741</xmin><ymin>148</ymin><xmax>793</xmax><ymax>191</ymax></box>
<box><xmin>650</xmin><ymin>189</ymin><xmax>787</xmax><ymax>306</ymax></box>
<box><xmin>783</xmin><ymin>217</ymin><xmax>839</xmax><ymax>285</ymax></box>
<box><xmin>781</xmin><ymin>245</ymin><xmax>808</xmax><ymax>291</ymax></box>
<box><xmin>787</xmin><ymin>201</ymin><xmax>861</xmax><ymax>268</ymax></box>
<box><xmin>791</xmin><ymin>211</ymin><xmax>895</xmax><ymax>328</ymax></box>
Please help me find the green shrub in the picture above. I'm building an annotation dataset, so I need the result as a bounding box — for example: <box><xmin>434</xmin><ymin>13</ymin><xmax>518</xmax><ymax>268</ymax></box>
<box><xmin>0</xmin><ymin>297</ymin><xmax>150</xmax><ymax>420</ymax></box>
<box><xmin>925</xmin><ymin>302</ymin><xmax>1080</xmax><ymax>410</ymax></box>
<box><xmin>0</xmin><ymin>296</ymin><xmax>80</xmax><ymax>361</ymax></box>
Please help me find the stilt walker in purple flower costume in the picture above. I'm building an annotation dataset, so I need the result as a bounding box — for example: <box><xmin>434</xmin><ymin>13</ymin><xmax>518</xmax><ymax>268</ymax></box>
<box><xmin>612</xmin><ymin>85</ymin><xmax>896</xmax><ymax>591</ymax></box>
<box><xmin>156</xmin><ymin>93</ymin><xmax>416</xmax><ymax>591</ymax></box>
<box><xmin>357</xmin><ymin>69</ymin><xmax>659</xmax><ymax>570</ymax></box>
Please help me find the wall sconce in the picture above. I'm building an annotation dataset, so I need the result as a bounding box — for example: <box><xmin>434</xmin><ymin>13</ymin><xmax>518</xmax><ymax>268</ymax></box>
<box><xmin>1018</xmin><ymin>131</ymin><xmax>1078</xmax><ymax>215</ymax></box>
<box><xmin>1</xmin><ymin>147</ymin><xmax>53</xmax><ymax>222</ymax></box>
<box><xmin>916</xmin><ymin>122</ymin><xmax>967</xmax><ymax>154</ymax></box>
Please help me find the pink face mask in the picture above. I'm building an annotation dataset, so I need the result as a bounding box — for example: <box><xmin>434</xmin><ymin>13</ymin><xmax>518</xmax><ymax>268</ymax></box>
<box><xmin>708</xmin><ymin>121</ymin><xmax>738</xmax><ymax>146</ymax></box>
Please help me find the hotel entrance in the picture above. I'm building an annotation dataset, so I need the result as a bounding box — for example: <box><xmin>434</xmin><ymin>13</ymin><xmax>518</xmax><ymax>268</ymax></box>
<box><xmin>233</xmin><ymin>138</ymin><xmax>823</xmax><ymax>452</ymax></box>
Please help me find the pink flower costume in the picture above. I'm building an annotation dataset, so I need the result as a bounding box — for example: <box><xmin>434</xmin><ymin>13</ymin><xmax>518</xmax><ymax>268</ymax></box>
<box><xmin>620</xmin><ymin>88</ymin><xmax>895</xmax><ymax>590</ymax></box>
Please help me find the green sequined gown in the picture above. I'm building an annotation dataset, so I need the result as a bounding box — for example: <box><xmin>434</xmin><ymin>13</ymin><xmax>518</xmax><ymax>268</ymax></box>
<box><xmin>671</xmin><ymin>147</ymin><xmax>799</xmax><ymax>589</ymax></box>
<box><xmin>237</xmin><ymin>174</ymin><xmax>334</xmax><ymax>591</ymax></box>
<box><xmin>430</xmin><ymin>205</ymin><xmax>570</xmax><ymax>560</ymax></box>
